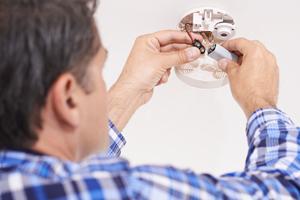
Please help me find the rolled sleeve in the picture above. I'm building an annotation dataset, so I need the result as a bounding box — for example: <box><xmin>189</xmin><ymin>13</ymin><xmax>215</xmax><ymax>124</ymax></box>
<box><xmin>105</xmin><ymin>120</ymin><xmax>127</xmax><ymax>157</ymax></box>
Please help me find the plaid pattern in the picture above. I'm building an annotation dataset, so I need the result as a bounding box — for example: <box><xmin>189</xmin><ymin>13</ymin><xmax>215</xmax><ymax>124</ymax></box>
<box><xmin>0</xmin><ymin>109</ymin><xmax>300</xmax><ymax>199</ymax></box>
<box><xmin>106</xmin><ymin>120</ymin><xmax>126</xmax><ymax>157</ymax></box>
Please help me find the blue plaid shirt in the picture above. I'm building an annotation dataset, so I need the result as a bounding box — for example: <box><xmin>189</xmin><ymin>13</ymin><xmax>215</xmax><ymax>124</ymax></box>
<box><xmin>0</xmin><ymin>109</ymin><xmax>300</xmax><ymax>199</ymax></box>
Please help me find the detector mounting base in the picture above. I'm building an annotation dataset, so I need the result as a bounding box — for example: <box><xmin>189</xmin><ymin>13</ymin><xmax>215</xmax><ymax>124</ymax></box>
<box><xmin>175</xmin><ymin>7</ymin><xmax>236</xmax><ymax>89</ymax></box>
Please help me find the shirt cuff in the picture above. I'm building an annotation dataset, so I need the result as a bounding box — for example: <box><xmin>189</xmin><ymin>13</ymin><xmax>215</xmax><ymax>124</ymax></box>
<box><xmin>246</xmin><ymin>108</ymin><xmax>294</xmax><ymax>146</ymax></box>
<box><xmin>106</xmin><ymin>120</ymin><xmax>126</xmax><ymax>157</ymax></box>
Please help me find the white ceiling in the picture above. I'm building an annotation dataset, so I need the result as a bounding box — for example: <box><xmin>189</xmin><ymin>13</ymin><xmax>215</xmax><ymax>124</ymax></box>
<box><xmin>97</xmin><ymin>0</ymin><xmax>300</xmax><ymax>174</ymax></box>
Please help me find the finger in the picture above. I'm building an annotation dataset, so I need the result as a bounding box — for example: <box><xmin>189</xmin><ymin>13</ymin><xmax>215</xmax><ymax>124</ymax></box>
<box><xmin>153</xmin><ymin>30</ymin><xmax>202</xmax><ymax>46</ymax></box>
<box><xmin>160</xmin><ymin>47</ymin><xmax>201</xmax><ymax>69</ymax></box>
<box><xmin>252</xmin><ymin>40</ymin><xmax>274</xmax><ymax>55</ymax></box>
<box><xmin>160</xmin><ymin>44</ymin><xmax>191</xmax><ymax>52</ymax></box>
<box><xmin>162</xmin><ymin>72</ymin><xmax>169</xmax><ymax>83</ymax></box>
<box><xmin>252</xmin><ymin>40</ymin><xmax>265</xmax><ymax>48</ymax></box>
<box><xmin>166</xmin><ymin>68</ymin><xmax>171</xmax><ymax>77</ymax></box>
<box><xmin>218</xmin><ymin>58</ymin><xmax>239</xmax><ymax>77</ymax></box>
<box><xmin>156</xmin><ymin>69</ymin><xmax>171</xmax><ymax>86</ymax></box>
<box><xmin>222</xmin><ymin>38</ymin><xmax>254</xmax><ymax>55</ymax></box>
<box><xmin>156</xmin><ymin>74</ymin><xmax>167</xmax><ymax>86</ymax></box>
<box><xmin>232</xmin><ymin>50</ymin><xmax>243</xmax><ymax>57</ymax></box>
<box><xmin>156</xmin><ymin>79</ymin><xmax>163</xmax><ymax>86</ymax></box>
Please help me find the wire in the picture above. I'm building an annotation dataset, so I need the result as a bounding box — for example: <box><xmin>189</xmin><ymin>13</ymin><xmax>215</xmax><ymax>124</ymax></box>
<box><xmin>184</xmin><ymin>24</ymin><xmax>194</xmax><ymax>42</ymax></box>
<box><xmin>184</xmin><ymin>23</ymin><xmax>206</xmax><ymax>54</ymax></box>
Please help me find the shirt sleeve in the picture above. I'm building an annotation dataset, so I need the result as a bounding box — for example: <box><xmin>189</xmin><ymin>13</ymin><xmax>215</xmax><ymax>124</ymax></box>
<box><xmin>104</xmin><ymin>120</ymin><xmax>126</xmax><ymax>157</ymax></box>
<box><xmin>127</xmin><ymin>108</ymin><xmax>300</xmax><ymax>199</ymax></box>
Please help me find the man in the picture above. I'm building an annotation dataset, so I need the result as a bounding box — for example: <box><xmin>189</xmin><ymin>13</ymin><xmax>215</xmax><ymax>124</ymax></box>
<box><xmin>0</xmin><ymin>0</ymin><xmax>299</xmax><ymax>199</ymax></box>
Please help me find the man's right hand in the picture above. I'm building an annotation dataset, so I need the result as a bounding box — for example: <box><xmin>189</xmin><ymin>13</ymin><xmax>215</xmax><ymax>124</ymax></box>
<box><xmin>218</xmin><ymin>38</ymin><xmax>279</xmax><ymax>119</ymax></box>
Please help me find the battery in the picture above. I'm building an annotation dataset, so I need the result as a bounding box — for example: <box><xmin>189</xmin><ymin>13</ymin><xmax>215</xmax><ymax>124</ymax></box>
<box><xmin>208</xmin><ymin>44</ymin><xmax>238</xmax><ymax>62</ymax></box>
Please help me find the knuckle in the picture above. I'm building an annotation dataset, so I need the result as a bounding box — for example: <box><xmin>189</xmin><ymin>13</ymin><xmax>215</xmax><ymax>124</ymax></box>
<box><xmin>269</xmin><ymin>50</ymin><xmax>276</xmax><ymax>58</ymax></box>
<box><xmin>160</xmin><ymin>29</ymin><xmax>173</xmax><ymax>33</ymax></box>
<box><xmin>239</xmin><ymin>37</ymin><xmax>250</xmax><ymax>44</ymax></box>
<box><xmin>251</xmin><ymin>40</ymin><xmax>262</xmax><ymax>48</ymax></box>
<box><xmin>177</xmin><ymin>51</ymin><xmax>187</xmax><ymax>64</ymax></box>
<box><xmin>238</xmin><ymin>37</ymin><xmax>248</xmax><ymax>42</ymax></box>
<box><xmin>253</xmin><ymin>40</ymin><xmax>262</xmax><ymax>45</ymax></box>
<box><xmin>170</xmin><ymin>44</ymin><xmax>177</xmax><ymax>50</ymax></box>
<box><xmin>269</xmin><ymin>52</ymin><xmax>277</xmax><ymax>61</ymax></box>
<box><xmin>252</xmin><ymin>46</ymin><xmax>263</xmax><ymax>57</ymax></box>
<box><xmin>253</xmin><ymin>40</ymin><xmax>269</xmax><ymax>52</ymax></box>
<box><xmin>265</xmin><ymin>50</ymin><xmax>277</xmax><ymax>63</ymax></box>
<box><xmin>136</xmin><ymin>34</ymin><xmax>148</xmax><ymax>41</ymax></box>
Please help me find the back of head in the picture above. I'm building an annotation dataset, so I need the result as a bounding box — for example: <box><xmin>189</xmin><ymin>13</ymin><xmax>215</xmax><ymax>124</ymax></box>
<box><xmin>0</xmin><ymin>0</ymin><xmax>100</xmax><ymax>149</ymax></box>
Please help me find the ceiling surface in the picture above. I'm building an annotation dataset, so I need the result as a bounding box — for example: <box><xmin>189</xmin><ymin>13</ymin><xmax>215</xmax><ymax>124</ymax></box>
<box><xmin>97</xmin><ymin>0</ymin><xmax>300</xmax><ymax>174</ymax></box>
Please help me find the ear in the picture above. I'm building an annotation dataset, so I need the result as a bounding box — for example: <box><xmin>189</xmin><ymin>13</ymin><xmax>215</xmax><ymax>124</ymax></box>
<box><xmin>48</xmin><ymin>73</ymin><xmax>81</xmax><ymax>130</ymax></box>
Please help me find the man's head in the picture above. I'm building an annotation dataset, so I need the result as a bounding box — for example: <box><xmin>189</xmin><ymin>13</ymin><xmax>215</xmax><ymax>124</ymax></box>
<box><xmin>0</xmin><ymin>0</ymin><xmax>109</xmax><ymax>161</ymax></box>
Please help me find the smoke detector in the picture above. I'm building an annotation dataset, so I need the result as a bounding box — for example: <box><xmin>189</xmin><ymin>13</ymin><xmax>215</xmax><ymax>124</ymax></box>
<box><xmin>175</xmin><ymin>7</ymin><xmax>237</xmax><ymax>89</ymax></box>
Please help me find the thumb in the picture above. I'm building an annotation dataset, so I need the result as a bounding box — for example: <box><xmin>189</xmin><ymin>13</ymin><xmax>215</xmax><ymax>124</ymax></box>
<box><xmin>160</xmin><ymin>47</ymin><xmax>201</xmax><ymax>69</ymax></box>
<box><xmin>218</xmin><ymin>58</ymin><xmax>239</xmax><ymax>76</ymax></box>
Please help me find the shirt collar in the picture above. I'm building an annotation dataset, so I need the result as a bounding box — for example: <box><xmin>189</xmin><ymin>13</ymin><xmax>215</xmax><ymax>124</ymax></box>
<box><xmin>0</xmin><ymin>149</ymin><xmax>129</xmax><ymax>180</ymax></box>
<box><xmin>0</xmin><ymin>149</ymin><xmax>77</xmax><ymax>179</ymax></box>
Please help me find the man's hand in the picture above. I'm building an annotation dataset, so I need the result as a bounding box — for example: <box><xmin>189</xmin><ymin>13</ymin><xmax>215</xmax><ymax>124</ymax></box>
<box><xmin>115</xmin><ymin>30</ymin><xmax>202</xmax><ymax>105</ymax></box>
<box><xmin>108</xmin><ymin>30</ymin><xmax>201</xmax><ymax>130</ymax></box>
<box><xmin>218</xmin><ymin>38</ymin><xmax>279</xmax><ymax>119</ymax></box>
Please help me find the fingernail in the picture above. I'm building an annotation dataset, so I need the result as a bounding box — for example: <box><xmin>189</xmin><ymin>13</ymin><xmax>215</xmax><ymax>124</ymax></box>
<box><xmin>185</xmin><ymin>47</ymin><xmax>200</xmax><ymax>62</ymax></box>
<box><xmin>218</xmin><ymin>59</ymin><xmax>229</xmax><ymax>71</ymax></box>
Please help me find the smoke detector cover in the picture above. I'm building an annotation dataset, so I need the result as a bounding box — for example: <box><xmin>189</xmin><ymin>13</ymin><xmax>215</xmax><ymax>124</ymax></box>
<box><xmin>175</xmin><ymin>7</ymin><xmax>236</xmax><ymax>89</ymax></box>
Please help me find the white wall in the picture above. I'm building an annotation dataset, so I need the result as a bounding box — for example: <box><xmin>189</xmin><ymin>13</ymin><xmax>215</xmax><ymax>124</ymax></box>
<box><xmin>97</xmin><ymin>0</ymin><xmax>300</xmax><ymax>175</ymax></box>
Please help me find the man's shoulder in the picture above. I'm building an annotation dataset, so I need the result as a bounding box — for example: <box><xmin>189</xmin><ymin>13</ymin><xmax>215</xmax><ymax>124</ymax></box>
<box><xmin>0</xmin><ymin>170</ymin><xmax>126</xmax><ymax>199</ymax></box>
<box><xmin>0</xmin><ymin>153</ymin><xmax>132</xmax><ymax>199</ymax></box>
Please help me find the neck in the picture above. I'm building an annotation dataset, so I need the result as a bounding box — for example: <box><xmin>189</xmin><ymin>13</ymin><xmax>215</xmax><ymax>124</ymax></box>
<box><xmin>32</xmin><ymin>128</ymin><xmax>80</xmax><ymax>162</ymax></box>
<box><xmin>32</xmin><ymin>141</ymin><xmax>76</xmax><ymax>161</ymax></box>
